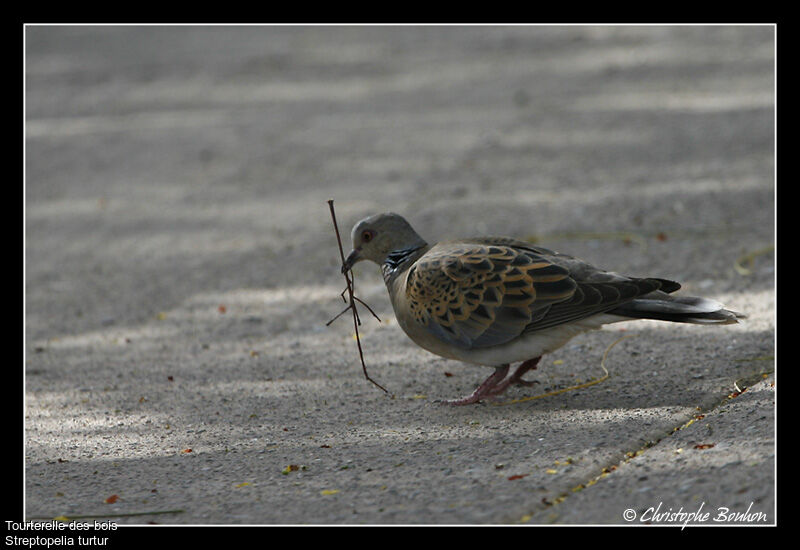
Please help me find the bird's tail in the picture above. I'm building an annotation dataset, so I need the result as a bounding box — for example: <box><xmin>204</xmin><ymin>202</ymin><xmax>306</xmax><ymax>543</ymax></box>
<box><xmin>610</xmin><ymin>294</ymin><xmax>746</xmax><ymax>325</ymax></box>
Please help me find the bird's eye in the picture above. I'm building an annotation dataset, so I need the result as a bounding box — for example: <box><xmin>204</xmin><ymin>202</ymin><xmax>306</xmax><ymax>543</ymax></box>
<box><xmin>362</xmin><ymin>230</ymin><xmax>375</xmax><ymax>243</ymax></box>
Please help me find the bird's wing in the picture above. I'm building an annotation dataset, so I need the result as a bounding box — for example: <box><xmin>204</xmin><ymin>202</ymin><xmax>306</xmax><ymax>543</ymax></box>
<box><xmin>403</xmin><ymin>240</ymin><xmax>670</xmax><ymax>349</ymax></box>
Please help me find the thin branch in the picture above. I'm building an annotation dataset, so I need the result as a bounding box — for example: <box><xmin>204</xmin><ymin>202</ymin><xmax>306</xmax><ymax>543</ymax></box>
<box><xmin>353</xmin><ymin>296</ymin><xmax>381</xmax><ymax>323</ymax></box>
<box><xmin>28</xmin><ymin>509</ymin><xmax>185</xmax><ymax>521</ymax></box>
<box><xmin>327</xmin><ymin>199</ymin><xmax>388</xmax><ymax>394</ymax></box>
<box><xmin>326</xmin><ymin>304</ymin><xmax>352</xmax><ymax>327</ymax></box>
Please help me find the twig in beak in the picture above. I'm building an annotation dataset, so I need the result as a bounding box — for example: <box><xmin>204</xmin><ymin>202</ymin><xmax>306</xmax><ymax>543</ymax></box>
<box><xmin>326</xmin><ymin>199</ymin><xmax>388</xmax><ymax>394</ymax></box>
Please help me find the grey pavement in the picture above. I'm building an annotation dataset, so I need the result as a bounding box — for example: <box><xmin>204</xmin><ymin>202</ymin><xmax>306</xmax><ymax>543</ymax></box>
<box><xmin>24</xmin><ymin>25</ymin><xmax>775</xmax><ymax>525</ymax></box>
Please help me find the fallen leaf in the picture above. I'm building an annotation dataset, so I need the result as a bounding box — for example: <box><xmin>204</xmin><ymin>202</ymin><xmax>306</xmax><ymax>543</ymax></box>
<box><xmin>218</xmin><ymin>305</ymin><xmax>226</xmax><ymax>314</ymax></box>
<box><xmin>104</xmin><ymin>495</ymin><xmax>119</xmax><ymax>504</ymax></box>
<box><xmin>234</xmin><ymin>482</ymin><xmax>251</xmax><ymax>488</ymax></box>
<box><xmin>694</xmin><ymin>444</ymin><xmax>716</xmax><ymax>450</ymax></box>
<box><xmin>508</xmin><ymin>474</ymin><xmax>529</xmax><ymax>481</ymax></box>
<box><xmin>320</xmin><ymin>489</ymin><xmax>340</xmax><ymax>496</ymax></box>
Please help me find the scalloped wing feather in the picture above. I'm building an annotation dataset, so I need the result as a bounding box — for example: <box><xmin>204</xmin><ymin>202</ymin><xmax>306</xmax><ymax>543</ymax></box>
<box><xmin>404</xmin><ymin>240</ymin><xmax>675</xmax><ymax>350</ymax></box>
<box><xmin>405</xmin><ymin>243</ymin><xmax>577</xmax><ymax>349</ymax></box>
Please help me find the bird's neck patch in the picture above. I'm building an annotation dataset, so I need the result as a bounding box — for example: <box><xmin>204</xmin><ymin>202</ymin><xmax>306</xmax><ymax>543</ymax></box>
<box><xmin>382</xmin><ymin>245</ymin><xmax>425</xmax><ymax>281</ymax></box>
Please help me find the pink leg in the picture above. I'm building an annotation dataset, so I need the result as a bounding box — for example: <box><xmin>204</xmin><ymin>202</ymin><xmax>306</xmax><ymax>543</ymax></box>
<box><xmin>482</xmin><ymin>357</ymin><xmax>541</xmax><ymax>399</ymax></box>
<box><xmin>442</xmin><ymin>365</ymin><xmax>510</xmax><ymax>406</ymax></box>
<box><xmin>443</xmin><ymin>357</ymin><xmax>543</xmax><ymax>406</ymax></box>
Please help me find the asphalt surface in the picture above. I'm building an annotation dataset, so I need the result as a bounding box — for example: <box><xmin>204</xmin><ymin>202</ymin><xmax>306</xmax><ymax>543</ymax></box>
<box><xmin>24</xmin><ymin>25</ymin><xmax>775</xmax><ymax>526</ymax></box>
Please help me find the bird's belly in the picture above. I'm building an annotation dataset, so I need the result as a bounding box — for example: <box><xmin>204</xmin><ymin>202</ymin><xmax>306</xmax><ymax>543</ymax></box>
<box><xmin>399</xmin><ymin>313</ymin><xmax>624</xmax><ymax>366</ymax></box>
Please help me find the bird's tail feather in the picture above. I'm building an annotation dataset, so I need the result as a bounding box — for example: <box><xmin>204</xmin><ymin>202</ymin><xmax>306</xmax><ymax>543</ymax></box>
<box><xmin>610</xmin><ymin>296</ymin><xmax>746</xmax><ymax>325</ymax></box>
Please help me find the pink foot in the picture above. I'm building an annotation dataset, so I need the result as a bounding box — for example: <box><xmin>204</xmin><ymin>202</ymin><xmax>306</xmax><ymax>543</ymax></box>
<box><xmin>442</xmin><ymin>365</ymin><xmax>509</xmax><ymax>406</ymax></box>
<box><xmin>443</xmin><ymin>357</ymin><xmax>542</xmax><ymax>406</ymax></box>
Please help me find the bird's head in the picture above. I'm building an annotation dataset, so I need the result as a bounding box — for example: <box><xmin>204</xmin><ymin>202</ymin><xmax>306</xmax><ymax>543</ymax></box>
<box><xmin>342</xmin><ymin>212</ymin><xmax>426</xmax><ymax>273</ymax></box>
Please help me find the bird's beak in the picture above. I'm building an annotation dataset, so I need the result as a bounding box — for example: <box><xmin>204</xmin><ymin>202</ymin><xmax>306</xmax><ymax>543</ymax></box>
<box><xmin>342</xmin><ymin>248</ymin><xmax>361</xmax><ymax>274</ymax></box>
